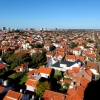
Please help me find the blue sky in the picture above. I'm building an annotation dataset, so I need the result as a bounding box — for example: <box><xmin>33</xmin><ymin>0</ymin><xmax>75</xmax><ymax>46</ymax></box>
<box><xmin>0</xmin><ymin>0</ymin><xmax>100</xmax><ymax>29</ymax></box>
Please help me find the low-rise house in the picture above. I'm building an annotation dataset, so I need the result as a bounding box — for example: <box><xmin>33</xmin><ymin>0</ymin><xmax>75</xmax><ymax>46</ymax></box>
<box><xmin>0</xmin><ymin>85</ymin><xmax>12</xmax><ymax>95</ymax></box>
<box><xmin>0</xmin><ymin>62</ymin><xmax>7</xmax><ymax>72</ymax></box>
<box><xmin>73</xmin><ymin>47</ymin><xmax>81</xmax><ymax>55</ymax></box>
<box><xmin>65</xmin><ymin>55</ymin><xmax>76</xmax><ymax>62</ymax></box>
<box><xmin>25</xmin><ymin>78</ymin><xmax>38</xmax><ymax>92</ymax></box>
<box><xmin>46</xmin><ymin>52</ymin><xmax>55</xmax><ymax>58</ymax></box>
<box><xmin>3</xmin><ymin>90</ymin><xmax>23</xmax><ymax>100</ymax></box>
<box><xmin>82</xmin><ymin>48</ymin><xmax>96</xmax><ymax>61</ymax></box>
<box><xmin>26</xmin><ymin>66</ymin><xmax>52</xmax><ymax>92</ymax></box>
<box><xmin>51</xmin><ymin>59</ymin><xmax>84</xmax><ymax>72</ymax></box>
<box><xmin>53</xmin><ymin>53</ymin><xmax>64</xmax><ymax>61</ymax></box>
<box><xmin>14</xmin><ymin>63</ymin><xmax>28</xmax><ymax>72</ymax></box>
<box><xmin>78</xmin><ymin>44</ymin><xmax>84</xmax><ymax>50</ymax></box>
<box><xmin>43</xmin><ymin>90</ymin><xmax>67</xmax><ymax>100</ymax></box>
<box><xmin>86</xmin><ymin>43</ymin><xmax>96</xmax><ymax>48</ymax></box>
<box><xmin>44</xmin><ymin>44</ymin><xmax>55</xmax><ymax>51</ymax></box>
<box><xmin>65</xmin><ymin>67</ymin><xmax>92</xmax><ymax>82</ymax></box>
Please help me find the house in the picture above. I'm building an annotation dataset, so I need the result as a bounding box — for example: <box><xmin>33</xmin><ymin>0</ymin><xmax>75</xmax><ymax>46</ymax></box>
<box><xmin>26</xmin><ymin>66</ymin><xmax>52</xmax><ymax>92</ymax></box>
<box><xmin>65</xmin><ymin>67</ymin><xmax>92</xmax><ymax>82</ymax></box>
<box><xmin>84</xmin><ymin>62</ymin><xmax>99</xmax><ymax>79</ymax></box>
<box><xmin>78</xmin><ymin>44</ymin><xmax>84</xmax><ymax>50</ymax></box>
<box><xmin>25</xmin><ymin>78</ymin><xmax>38</xmax><ymax>92</ymax></box>
<box><xmin>73</xmin><ymin>47</ymin><xmax>81</xmax><ymax>55</ymax></box>
<box><xmin>46</xmin><ymin>52</ymin><xmax>55</xmax><ymax>58</ymax></box>
<box><xmin>53</xmin><ymin>53</ymin><xmax>64</xmax><ymax>61</ymax></box>
<box><xmin>65</xmin><ymin>55</ymin><xmax>76</xmax><ymax>62</ymax></box>
<box><xmin>14</xmin><ymin>63</ymin><xmax>28</xmax><ymax>72</ymax></box>
<box><xmin>82</xmin><ymin>48</ymin><xmax>96</xmax><ymax>61</ymax></box>
<box><xmin>43</xmin><ymin>90</ymin><xmax>67</xmax><ymax>100</ymax></box>
<box><xmin>65</xmin><ymin>55</ymin><xmax>85</xmax><ymax>63</ymax></box>
<box><xmin>0</xmin><ymin>62</ymin><xmax>7</xmax><ymax>72</ymax></box>
<box><xmin>51</xmin><ymin>59</ymin><xmax>84</xmax><ymax>72</ymax></box>
<box><xmin>65</xmin><ymin>70</ymin><xmax>91</xmax><ymax>100</ymax></box>
<box><xmin>46</xmin><ymin>57</ymin><xmax>58</xmax><ymax>67</ymax></box>
<box><xmin>27</xmin><ymin>66</ymin><xmax>52</xmax><ymax>79</ymax></box>
<box><xmin>0</xmin><ymin>85</ymin><xmax>12</xmax><ymax>94</ymax></box>
<box><xmin>3</xmin><ymin>90</ymin><xmax>23</xmax><ymax>100</ymax></box>
<box><xmin>44</xmin><ymin>44</ymin><xmax>55</xmax><ymax>51</ymax></box>
<box><xmin>37</xmin><ymin>66</ymin><xmax>52</xmax><ymax>78</ymax></box>
<box><xmin>86</xmin><ymin>43</ymin><xmax>95</xmax><ymax>48</ymax></box>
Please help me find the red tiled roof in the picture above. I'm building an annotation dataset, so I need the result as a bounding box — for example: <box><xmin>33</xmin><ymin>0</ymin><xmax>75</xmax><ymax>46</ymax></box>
<box><xmin>67</xmin><ymin>88</ymin><xmax>76</xmax><ymax>96</ymax></box>
<box><xmin>66</xmin><ymin>92</ymin><xmax>81</xmax><ymax>100</ymax></box>
<box><xmin>66</xmin><ymin>55</ymin><xmax>75</xmax><ymax>60</ymax></box>
<box><xmin>86</xmin><ymin>62</ymin><xmax>98</xmax><ymax>72</ymax></box>
<box><xmin>37</xmin><ymin>66</ymin><xmax>52</xmax><ymax>75</ymax></box>
<box><xmin>0</xmin><ymin>63</ymin><xmax>6</xmax><ymax>69</ymax></box>
<box><xmin>43</xmin><ymin>90</ymin><xmax>66</xmax><ymax>100</ymax></box>
<box><xmin>25</xmin><ymin>79</ymin><xmax>37</xmax><ymax>87</ymax></box>
<box><xmin>56</xmin><ymin>47</ymin><xmax>65</xmax><ymax>52</ymax></box>
<box><xmin>72</xmin><ymin>67</ymin><xmax>80</xmax><ymax>73</ymax></box>
<box><xmin>3</xmin><ymin>90</ymin><xmax>23</xmax><ymax>100</ymax></box>
<box><xmin>80</xmin><ymin>77</ymin><xmax>90</xmax><ymax>88</ymax></box>
<box><xmin>85</xmin><ymin>69</ymin><xmax>92</xmax><ymax>77</ymax></box>
<box><xmin>0</xmin><ymin>86</ymin><xmax>5</xmax><ymax>93</ymax></box>
<box><xmin>13</xmin><ymin>66</ymin><xmax>20</xmax><ymax>71</ymax></box>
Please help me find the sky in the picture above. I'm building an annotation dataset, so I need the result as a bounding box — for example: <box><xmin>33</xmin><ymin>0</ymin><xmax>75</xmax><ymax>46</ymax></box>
<box><xmin>0</xmin><ymin>0</ymin><xmax>100</xmax><ymax>29</ymax></box>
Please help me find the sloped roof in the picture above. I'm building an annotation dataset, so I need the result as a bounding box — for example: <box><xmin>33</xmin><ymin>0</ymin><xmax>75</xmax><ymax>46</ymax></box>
<box><xmin>3</xmin><ymin>90</ymin><xmax>23</xmax><ymax>100</ymax></box>
<box><xmin>0</xmin><ymin>63</ymin><xmax>6</xmax><ymax>69</ymax></box>
<box><xmin>43</xmin><ymin>90</ymin><xmax>66</xmax><ymax>100</ymax></box>
<box><xmin>0</xmin><ymin>86</ymin><xmax>5</xmax><ymax>93</ymax></box>
<box><xmin>25</xmin><ymin>79</ymin><xmax>37</xmax><ymax>87</ymax></box>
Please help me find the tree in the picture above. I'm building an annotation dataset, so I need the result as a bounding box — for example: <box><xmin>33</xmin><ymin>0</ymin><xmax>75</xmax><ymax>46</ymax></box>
<box><xmin>71</xmin><ymin>43</ymin><xmax>78</xmax><ymax>48</ymax></box>
<box><xmin>36</xmin><ymin>81</ymin><xmax>51</xmax><ymax>98</ymax></box>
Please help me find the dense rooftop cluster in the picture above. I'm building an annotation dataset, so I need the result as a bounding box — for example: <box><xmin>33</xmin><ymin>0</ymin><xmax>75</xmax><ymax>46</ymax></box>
<box><xmin>0</xmin><ymin>29</ymin><xmax>100</xmax><ymax>100</ymax></box>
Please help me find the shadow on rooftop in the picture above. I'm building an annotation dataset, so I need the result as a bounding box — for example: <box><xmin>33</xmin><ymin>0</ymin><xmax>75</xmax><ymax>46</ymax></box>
<box><xmin>84</xmin><ymin>78</ymin><xmax>100</xmax><ymax>100</ymax></box>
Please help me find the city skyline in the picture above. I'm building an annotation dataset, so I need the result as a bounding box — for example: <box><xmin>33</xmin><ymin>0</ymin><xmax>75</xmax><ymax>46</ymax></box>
<box><xmin>0</xmin><ymin>0</ymin><xmax>100</xmax><ymax>29</ymax></box>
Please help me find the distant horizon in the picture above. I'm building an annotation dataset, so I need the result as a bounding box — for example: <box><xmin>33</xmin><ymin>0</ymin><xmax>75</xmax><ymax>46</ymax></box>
<box><xmin>1</xmin><ymin>27</ymin><xmax>100</xmax><ymax>30</ymax></box>
<box><xmin>0</xmin><ymin>0</ymin><xmax>100</xmax><ymax>29</ymax></box>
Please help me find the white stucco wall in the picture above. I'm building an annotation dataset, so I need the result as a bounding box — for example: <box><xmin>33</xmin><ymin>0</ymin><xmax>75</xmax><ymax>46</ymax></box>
<box><xmin>26</xmin><ymin>85</ymin><xmax>35</xmax><ymax>92</ymax></box>
<box><xmin>40</xmin><ymin>73</ymin><xmax>49</xmax><ymax>78</ymax></box>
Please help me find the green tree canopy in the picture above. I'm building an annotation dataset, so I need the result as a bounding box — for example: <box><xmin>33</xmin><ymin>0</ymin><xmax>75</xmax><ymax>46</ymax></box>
<box><xmin>36</xmin><ymin>81</ymin><xmax>51</xmax><ymax>98</ymax></box>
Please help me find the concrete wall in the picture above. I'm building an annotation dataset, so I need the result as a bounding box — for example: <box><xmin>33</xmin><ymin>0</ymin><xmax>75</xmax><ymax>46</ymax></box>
<box><xmin>26</xmin><ymin>85</ymin><xmax>35</xmax><ymax>92</ymax></box>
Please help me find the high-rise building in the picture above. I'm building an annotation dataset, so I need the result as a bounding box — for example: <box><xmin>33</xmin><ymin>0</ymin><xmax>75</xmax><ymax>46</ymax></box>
<box><xmin>2</xmin><ymin>27</ymin><xmax>6</xmax><ymax>30</ymax></box>
<box><xmin>7</xmin><ymin>27</ymin><xmax>11</xmax><ymax>31</ymax></box>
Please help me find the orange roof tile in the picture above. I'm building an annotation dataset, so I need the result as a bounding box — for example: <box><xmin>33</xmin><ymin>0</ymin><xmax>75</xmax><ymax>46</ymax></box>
<box><xmin>25</xmin><ymin>79</ymin><xmax>37</xmax><ymax>87</ymax></box>
<box><xmin>66</xmin><ymin>92</ymin><xmax>81</xmax><ymax>100</ymax></box>
<box><xmin>56</xmin><ymin>47</ymin><xmax>65</xmax><ymax>52</ymax></box>
<box><xmin>80</xmin><ymin>77</ymin><xmax>90</xmax><ymax>88</ymax></box>
<box><xmin>3</xmin><ymin>90</ymin><xmax>23</xmax><ymax>100</ymax></box>
<box><xmin>67</xmin><ymin>88</ymin><xmax>76</xmax><ymax>96</ymax></box>
<box><xmin>3</xmin><ymin>96</ymin><xmax>12</xmax><ymax>100</ymax></box>
<box><xmin>66</xmin><ymin>55</ymin><xmax>75</xmax><ymax>60</ymax></box>
<box><xmin>13</xmin><ymin>66</ymin><xmax>20</xmax><ymax>71</ymax></box>
<box><xmin>37</xmin><ymin>66</ymin><xmax>52</xmax><ymax>75</ymax></box>
<box><xmin>46</xmin><ymin>52</ymin><xmax>55</xmax><ymax>56</ymax></box>
<box><xmin>86</xmin><ymin>61</ymin><xmax>98</xmax><ymax>72</ymax></box>
<box><xmin>85</xmin><ymin>69</ymin><xmax>92</xmax><ymax>77</ymax></box>
<box><xmin>72</xmin><ymin>67</ymin><xmax>80</xmax><ymax>73</ymax></box>
<box><xmin>43</xmin><ymin>90</ymin><xmax>66</xmax><ymax>100</ymax></box>
<box><xmin>0</xmin><ymin>63</ymin><xmax>6</xmax><ymax>69</ymax></box>
<box><xmin>0</xmin><ymin>86</ymin><xmax>5</xmax><ymax>93</ymax></box>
